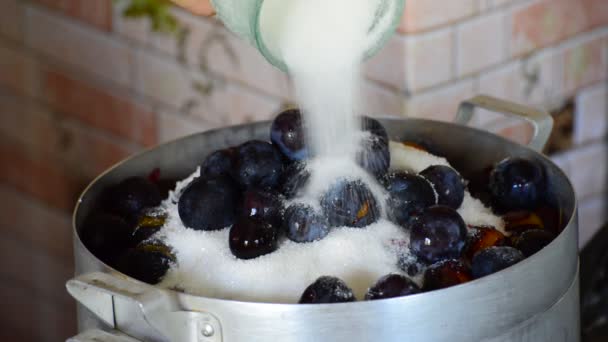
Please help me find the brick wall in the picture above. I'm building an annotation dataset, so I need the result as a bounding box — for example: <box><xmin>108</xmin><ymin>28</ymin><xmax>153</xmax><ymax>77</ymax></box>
<box><xmin>0</xmin><ymin>0</ymin><xmax>605</xmax><ymax>340</ymax></box>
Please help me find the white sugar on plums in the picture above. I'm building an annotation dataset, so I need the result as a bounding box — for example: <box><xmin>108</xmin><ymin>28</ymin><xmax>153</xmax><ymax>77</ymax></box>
<box><xmin>160</xmin><ymin>210</ymin><xmax>409</xmax><ymax>303</ymax></box>
<box><xmin>151</xmin><ymin>0</ymin><xmax>506</xmax><ymax>303</ymax></box>
<box><xmin>389</xmin><ymin>142</ymin><xmax>505</xmax><ymax>232</ymax></box>
<box><xmin>156</xmin><ymin>142</ymin><xmax>504</xmax><ymax>302</ymax></box>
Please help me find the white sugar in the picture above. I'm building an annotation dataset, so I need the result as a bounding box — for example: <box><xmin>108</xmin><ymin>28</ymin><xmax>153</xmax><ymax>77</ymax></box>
<box><xmin>298</xmin><ymin>156</ymin><xmax>388</xmax><ymax>215</ymax></box>
<box><xmin>389</xmin><ymin>142</ymin><xmax>505</xmax><ymax>233</ymax></box>
<box><xmin>159</xmin><ymin>213</ymin><xmax>409</xmax><ymax>303</ymax></box>
<box><xmin>156</xmin><ymin>143</ymin><xmax>504</xmax><ymax>302</ymax></box>
<box><xmin>389</xmin><ymin>141</ymin><xmax>451</xmax><ymax>173</ymax></box>
<box><xmin>261</xmin><ymin>0</ymin><xmax>378</xmax><ymax>160</ymax></box>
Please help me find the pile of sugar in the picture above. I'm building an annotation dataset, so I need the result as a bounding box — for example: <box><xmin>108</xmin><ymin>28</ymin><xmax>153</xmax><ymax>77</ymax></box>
<box><xmin>156</xmin><ymin>143</ymin><xmax>504</xmax><ymax>303</ymax></box>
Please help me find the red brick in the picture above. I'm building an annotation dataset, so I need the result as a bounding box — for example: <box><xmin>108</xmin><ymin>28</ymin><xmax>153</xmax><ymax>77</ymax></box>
<box><xmin>562</xmin><ymin>37</ymin><xmax>607</xmax><ymax>95</ymax></box>
<box><xmin>0</xmin><ymin>0</ymin><xmax>23</xmax><ymax>41</ymax></box>
<box><xmin>0</xmin><ymin>43</ymin><xmax>39</xmax><ymax>97</ymax></box>
<box><xmin>0</xmin><ymin>186</ymin><xmax>73</xmax><ymax>261</ymax></box>
<box><xmin>0</xmin><ymin>91</ymin><xmax>135</xmax><ymax>176</ymax></box>
<box><xmin>511</xmin><ymin>0</ymin><xmax>606</xmax><ymax>56</ymax></box>
<box><xmin>405</xmin><ymin>79</ymin><xmax>476</xmax><ymax>121</ymax></box>
<box><xmin>0</xmin><ymin>140</ymin><xmax>86</xmax><ymax>211</ymax></box>
<box><xmin>0</xmin><ymin>278</ymin><xmax>76</xmax><ymax>341</ymax></box>
<box><xmin>0</xmin><ymin>129</ymin><xmax>132</xmax><ymax>211</ymax></box>
<box><xmin>42</xmin><ymin>70</ymin><xmax>158</xmax><ymax>147</ymax></box>
<box><xmin>62</xmin><ymin>123</ymin><xmax>136</xmax><ymax>176</ymax></box>
<box><xmin>398</xmin><ymin>0</ymin><xmax>477</xmax><ymax>33</ymax></box>
<box><xmin>586</xmin><ymin>0</ymin><xmax>608</xmax><ymax>28</ymax></box>
<box><xmin>0</xmin><ymin>92</ymin><xmax>60</xmax><ymax>157</ymax></box>
<box><xmin>0</xmin><ymin>235</ymin><xmax>74</xmax><ymax>305</ymax></box>
<box><xmin>32</xmin><ymin>0</ymin><xmax>112</xmax><ymax>31</ymax></box>
<box><xmin>26</xmin><ymin>7</ymin><xmax>132</xmax><ymax>87</ymax></box>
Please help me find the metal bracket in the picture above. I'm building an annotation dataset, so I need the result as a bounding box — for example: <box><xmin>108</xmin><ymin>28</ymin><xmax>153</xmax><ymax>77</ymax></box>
<box><xmin>67</xmin><ymin>272</ymin><xmax>223</xmax><ymax>342</ymax></box>
<box><xmin>454</xmin><ymin>95</ymin><xmax>554</xmax><ymax>152</ymax></box>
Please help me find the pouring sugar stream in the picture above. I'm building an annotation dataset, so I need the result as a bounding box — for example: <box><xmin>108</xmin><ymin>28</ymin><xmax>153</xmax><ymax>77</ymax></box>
<box><xmin>150</xmin><ymin>0</ymin><xmax>506</xmax><ymax>302</ymax></box>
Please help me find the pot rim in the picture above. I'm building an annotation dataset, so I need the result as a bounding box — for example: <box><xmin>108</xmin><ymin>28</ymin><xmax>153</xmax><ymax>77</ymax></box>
<box><xmin>71</xmin><ymin>117</ymin><xmax>578</xmax><ymax>307</ymax></box>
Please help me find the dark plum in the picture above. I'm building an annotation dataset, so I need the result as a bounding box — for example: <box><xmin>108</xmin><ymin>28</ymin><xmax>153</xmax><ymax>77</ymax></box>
<box><xmin>240</xmin><ymin>189</ymin><xmax>283</xmax><ymax>226</ymax></box>
<box><xmin>178</xmin><ymin>176</ymin><xmax>240</xmax><ymax>231</ymax></box>
<box><xmin>357</xmin><ymin>132</ymin><xmax>390</xmax><ymax>178</ymax></box>
<box><xmin>356</xmin><ymin>117</ymin><xmax>390</xmax><ymax>178</ymax></box>
<box><xmin>420</xmin><ymin>165</ymin><xmax>465</xmax><ymax>209</ymax></box>
<box><xmin>103</xmin><ymin>176</ymin><xmax>162</xmax><ymax>222</ymax></box>
<box><xmin>234</xmin><ymin>140</ymin><xmax>284</xmax><ymax>189</ymax></box>
<box><xmin>229</xmin><ymin>216</ymin><xmax>278</xmax><ymax>259</ymax></box>
<box><xmin>284</xmin><ymin>204</ymin><xmax>330</xmax><ymax>243</ymax></box>
<box><xmin>200</xmin><ymin>148</ymin><xmax>236</xmax><ymax>179</ymax></box>
<box><xmin>80</xmin><ymin>213</ymin><xmax>135</xmax><ymax>265</ymax></box>
<box><xmin>270</xmin><ymin>109</ymin><xmax>308</xmax><ymax>161</ymax></box>
<box><xmin>384</xmin><ymin>172</ymin><xmax>436</xmax><ymax>228</ymax></box>
<box><xmin>423</xmin><ymin>259</ymin><xmax>471</xmax><ymax>291</ymax></box>
<box><xmin>299</xmin><ymin>276</ymin><xmax>355</xmax><ymax>304</ymax></box>
<box><xmin>320</xmin><ymin>179</ymin><xmax>380</xmax><ymax>228</ymax></box>
<box><xmin>410</xmin><ymin>205</ymin><xmax>467</xmax><ymax>264</ymax></box>
<box><xmin>464</xmin><ymin>226</ymin><xmax>507</xmax><ymax>262</ymax></box>
<box><xmin>116</xmin><ymin>242</ymin><xmax>175</xmax><ymax>284</ymax></box>
<box><xmin>471</xmin><ymin>246</ymin><xmax>524</xmax><ymax>279</ymax></box>
<box><xmin>280</xmin><ymin>161</ymin><xmax>310</xmax><ymax>199</ymax></box>
<box><xmin>365</xmin><ymin>274</ymin><xmax>421</xmax><ymax>300</ymax></box>
<box><xmin>513</xmin><ymin>229</ymin><xmax>555</xmax><ymax>257</ymax></box>
<box><xmin>361</xmin><ymin>116</ymin><xmax>388</xmax><ymax>141</ymax></box>
<box><xmin>489</xmin><ymin>157</ymin><xmax>545</xmax><ymax>211</ymax></box>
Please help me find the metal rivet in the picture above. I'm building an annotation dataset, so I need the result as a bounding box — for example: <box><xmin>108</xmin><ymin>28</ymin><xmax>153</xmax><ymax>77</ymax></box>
<box><xmin>202</xmin><ymin>323</ymin><xmax>214</xmax><ymax>337</ymax></box>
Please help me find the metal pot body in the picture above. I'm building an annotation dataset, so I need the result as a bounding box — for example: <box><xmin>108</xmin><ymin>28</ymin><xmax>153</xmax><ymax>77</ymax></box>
<box><xmin>69</xmin><ymin>96</ymin><xmax>579</xmax><ymax>342</ymax></box>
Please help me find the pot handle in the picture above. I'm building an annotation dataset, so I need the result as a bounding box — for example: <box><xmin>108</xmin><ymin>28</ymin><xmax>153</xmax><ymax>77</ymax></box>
<box><xmin>66</xmin><ymin>272</ymin><xmax>222</xmax><ymax>342</ymax></box>
<box><xmin>453</xmin><ymin>95</ymin><xmax>553</xmax><ymax>152</ymax></box>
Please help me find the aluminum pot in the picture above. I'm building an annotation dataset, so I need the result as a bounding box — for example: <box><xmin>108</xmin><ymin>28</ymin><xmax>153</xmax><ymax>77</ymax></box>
<box><xmin>67</xmin><ymin>96</ymin><xmax>579</xmax><ymax>342</ymax></box>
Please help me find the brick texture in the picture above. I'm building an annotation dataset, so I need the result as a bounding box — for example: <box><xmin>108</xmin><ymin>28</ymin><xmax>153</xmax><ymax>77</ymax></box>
<box><xmin>25</xmin><ymin>6</ymin><xmax>132</xmax><ymax>87</ymax></box>
<box><xmin>32</xmin><ymin>0</ymin><xmax>112</xmax><ymax>31</ymax></box>
<box><xmin>0</xmin><ymin>186</ymin><xmax>73</xmax><ymax>261</ymax></box>
<box><xmin>0</xmin><ymin>0</ymin><xmax>23</xmax><ymax>41</ymax></box>
<box><xmin>399</xmin><ymin>0</ymin><xmax>478</xmax><ymax>33</ymax></box>
<box><xmin>0</xmin><ymin>276</ymin><xmax>76</xmax><ymax>341</ymax></box>
<box><xmin>365</xmin><ymin>35</ymin><xmax>407</xmax><ymax>90</ymax></box>
<box><xmin>477</xmin><ymin>47</ymin><xmax>564</xmax><ymax>109</ymax></box>
<box><xmin>41</xmin><ymin>69</ymin><xmax>158</xmax><ymax>146</ymax></box>
<box><xmin>562</xmin><ymin>35</ymin><xmax>608</xmax><ymax>95</ymax></box>
<box><xmin>0</xmin><ymin>94</ymin><xmax>135</xmax><ymax>211</ymax></box>
<box><xmin>405</xmin><ymin>79</ymin><xmax>476</xmax><ymax>121</ymax></box>
<box><xmin>0</xmin><ymin>139</ymin><xmax>89</xmax><ymax>211</ymax></box>
<box><xmin>157</xmin><ymin>111</ymin><xmax>216</xmax><ymax>143</ymax></box>
<box><xmin>0</xmin><ymin>42</ymin><xmax>40</xmax><ymax>97</ymax></box>
<box><xmin>574</xmin><ymin>83</ymin><xmax>608</xmax><ymax>144</ymax></box>
<box><xmin>510</xmin><ymin>0</ymin><xmax>608</xmax><ymax>56</ymax></box>
<box><xmin>457</xmin><ymin>12</ymin><xmax>507</xmax><ymax>76</ymax></box>
<box><xmin>405</xmin><ymin>28</ymin><xmax>454</xmax><ymax>92</ymax></box>
<box><xmin>565</xmin><ymin>141</ymin><xmax>608</xmax><ymax>199</ymax></box>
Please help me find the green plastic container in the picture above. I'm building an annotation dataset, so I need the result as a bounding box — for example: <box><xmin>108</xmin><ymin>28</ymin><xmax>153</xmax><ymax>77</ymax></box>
<box><xmin>210</xmin><ymin>0</ymin><xmax>406</xmax><ymax>72</ymax></box>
